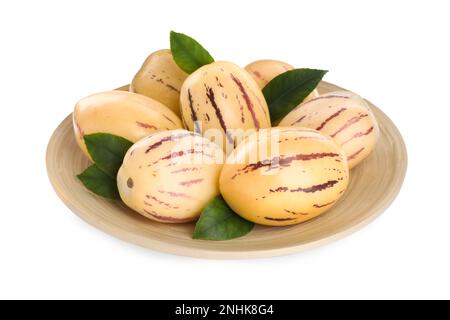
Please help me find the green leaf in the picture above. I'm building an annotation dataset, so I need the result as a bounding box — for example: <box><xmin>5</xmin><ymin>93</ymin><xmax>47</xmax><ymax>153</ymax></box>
<box><xmin>193</xmin><ymin>196</ymin><xmax>254</xmax><ymax>240</ymax></box>
<box><xmin>263</xmin><ymin>68</ymin><xmax>328</xmax><ymax>122</ymax></box>
<box><xmin>170</xmin><ymin>31</ymin><xmax>214</xmax><ymax>74</ymax></box>
<box><xmin>77</xmin><ymin>165</ymin><xmax>120</xmax><ymax>199</ymax></box>
<box><xmin>84</xmin><ymin>133</ymin><xmax>133</xmax><ymax>178</ymax></box>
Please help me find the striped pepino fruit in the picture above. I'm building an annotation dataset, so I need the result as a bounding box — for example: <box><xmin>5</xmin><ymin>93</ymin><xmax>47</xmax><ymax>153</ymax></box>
<box><xmin>220</xmin><ymin>127</ymin><xmax>349</xmax><ymax>226</ymax></box>
<box><xmin>73</xmin><ymin>91</ymin><xmax>182</xmax><ymax>159</ymax></box>
<box><xmin>244</xmin><ymin>59</ymin><xmax>319</xmax><ymax>101</ymax></box>
<box><xmin>130</xmin><ymin>49</ymin><xmax>188</xmax><ymax>116</ymax></box>
<box><xmin>279</xmin><ymin>91</ymin><xmax>380</xmax><ymax>169</ymax></box>
<box><xmin>117</xmin><ymin>129</ymin><xmax>224</xmax><ymax>223</ymax></box>
<box><xmin>180</xmin><ymin>61</ymin><xmax>271</xmax><ymax>153</ymax></box>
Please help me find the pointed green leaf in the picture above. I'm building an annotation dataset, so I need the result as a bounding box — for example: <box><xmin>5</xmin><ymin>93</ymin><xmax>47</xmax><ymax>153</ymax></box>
<box><xmin>77</xmin><ymin>164</ymin><xmax>120</xmax><ymax>200</ymax></box>
<box><xmin>263</xmin><ymin>68</ymin><xmax>328</xmax><ymax>122</ymax></box>
<box><xmin>84</xmin><ymin>133</ymin><xmax>133</xmax><ymax>178</ymax></box>
<box><xmin>193</xmin><ymin>196</ymin><xmax>254</xmax><ymax>240</ymax></box>
<box><xmin>170</xmin><ymin>31</ymin><xmax>214</xmax><ymax>74</ymax></box>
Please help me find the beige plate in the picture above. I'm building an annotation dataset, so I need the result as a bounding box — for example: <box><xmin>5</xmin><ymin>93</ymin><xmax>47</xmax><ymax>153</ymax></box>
<box><xmin>46</xmin><ymin>82</ymin><xmax>407</xmax><ymax>259</ymax></box>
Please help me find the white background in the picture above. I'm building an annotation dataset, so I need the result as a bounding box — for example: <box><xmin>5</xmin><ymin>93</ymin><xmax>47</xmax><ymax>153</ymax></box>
<box><xmin>1</xmin><ymin>0</ymin><xmax>449</xmax><ymax>299</ymax></box>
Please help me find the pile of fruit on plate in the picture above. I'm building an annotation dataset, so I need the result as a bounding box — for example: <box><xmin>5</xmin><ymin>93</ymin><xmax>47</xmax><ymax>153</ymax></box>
<box><xmin>73</xmin><ymin>31</ymin><xmax>379</xmax><ymax>240</ymax></box>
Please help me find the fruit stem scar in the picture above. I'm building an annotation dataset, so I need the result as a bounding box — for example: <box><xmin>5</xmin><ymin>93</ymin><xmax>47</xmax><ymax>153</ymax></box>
<box><xmin>127</xmin><ymin>177</ymin><xmax>134</xmax><ymax>188</ymax></box>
